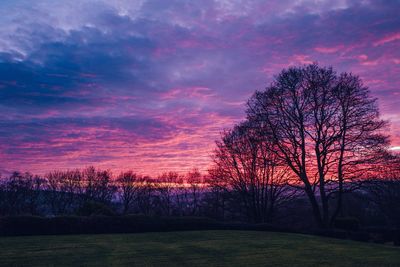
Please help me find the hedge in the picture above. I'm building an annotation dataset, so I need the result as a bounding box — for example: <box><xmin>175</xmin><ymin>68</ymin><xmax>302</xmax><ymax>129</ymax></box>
<box><xmin>0</xmin><ymin>215</ymin><xmax>288</xmax><ymax>236</ymax></box>
<box><xmin>1</xmin><ymin>215</ymin><xmax>397</xmax><ymax>246</ymax></box>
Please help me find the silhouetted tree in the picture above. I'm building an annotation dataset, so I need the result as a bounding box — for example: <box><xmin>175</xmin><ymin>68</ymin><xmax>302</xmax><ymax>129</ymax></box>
<box><xmin>45</xmin><ymin>169</ymin><xmax>83</xmax><ymax>214</ymax></box>
<box><xmin>135</xmin><ymin>176</ymin><xmax>154</xmax><ymax>215</ymax></box>
<box><xmin>117</xmin><ymin>171</ymin><xmax>140</xmax><ymax>214</ymax></box>
<box><xmin>202</xmin><ymin>178</ymin><xmax>228</xmax><ymax>220</ymax></box>
<box><xmin>174</xmin><ymin>169</ymin><xmax>205</xmax><ymax>216</ymax></box>
<box><xmin>0</xmin><ymin>172</ymin><xmax>44</xmax><ymax>215</ymax></box>
<box><xmin>364</xmin><ymin>154</ymin><xmax>400</xmax><ymax>227</ymax></box>
<box><xmin>154</xmin><ymin>172</ymin><xmax>182</xmax><ymax>216</ymax></box>
<box><xmin>211</xmin><ymin>121</ymin><xmax>296</xmax><ymax>223</ymax></box>
<box><xmin>246</xmin><ymin>64</ymin><xmax>388</xmax><ymax>227</ymax></box>
<box><xmin>82</xmin><ymin>167</ymin><xmax>116</xmax><ymax>205</ymax></box>
<box><xmin>185</xmin><ymin>169</ymin><xmax>204</xmax><ymax>215</ymax></box>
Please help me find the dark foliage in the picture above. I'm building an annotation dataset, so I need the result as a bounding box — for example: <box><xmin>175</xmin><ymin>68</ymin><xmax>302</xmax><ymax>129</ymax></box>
<box><xmin>0</xmin><ymin>215</ymin><xmax>289</xmax><ymax>236</ymax></box>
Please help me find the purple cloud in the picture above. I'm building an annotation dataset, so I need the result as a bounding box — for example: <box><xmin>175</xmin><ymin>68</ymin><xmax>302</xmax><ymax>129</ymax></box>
<box><xmin>0</xmin><ymin>0</ymin><xmax>399</xmax><ymax>175</ymax></box>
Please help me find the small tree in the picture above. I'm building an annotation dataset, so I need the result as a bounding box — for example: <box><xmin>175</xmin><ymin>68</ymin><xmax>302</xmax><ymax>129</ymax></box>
<box><xmin>174</xmin><ymin>169</ymin><xmax>204</xmax><ymax>216</ymax></box>
<box><xmin>154</xmin><ymin>172</ymin><xmax>181</xmax><ymax>216</ymax></box>
<box><xmin>135</xmin><ymin>176</ymin><xmax>154</xmax><ymax>215</ymax></box>
<box><xmin>117</xmin><ymin>171</ymin><xmax>139</xmax><ymax>214</ymax></box>
<box><xmin>185</xmin><ymin>169</ymin><xmax>203</xmax><ymax>216</ymax></box>
<box><xmin>1</xmin><ymin>172</ymin><xmax>44</xmax><ymax>215</ymax></box>
<box><xmin>45</xmin><ymin>170</ymin><xmax>82</xmax><ymax>215</ymax></box>
<box><xmin>211</xmin><ymin>121</ymin><xmax>295</xmax><ymax>223</ymax></box>
<box><xmin>82</xmin><ymin>166</ymin><xmax>116</xmax><ymax>205</ymax></box>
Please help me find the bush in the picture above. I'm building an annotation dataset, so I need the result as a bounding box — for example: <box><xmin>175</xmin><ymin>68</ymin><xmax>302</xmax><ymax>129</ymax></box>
<box><xmin>333</xmin><ymin>217</ymin><xmax>360</xmax><ymax>231</ymax></box>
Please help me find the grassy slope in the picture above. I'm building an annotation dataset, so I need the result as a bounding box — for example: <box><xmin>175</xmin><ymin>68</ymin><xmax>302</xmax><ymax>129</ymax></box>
<box><xmin>0</xmin><ymin>231</ymin><xmax>399</xmax><ymax>267</ymax></box>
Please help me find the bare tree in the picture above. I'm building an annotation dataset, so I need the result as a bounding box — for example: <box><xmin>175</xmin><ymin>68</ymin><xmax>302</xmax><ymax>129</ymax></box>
<box><xmin>247</xmin><ymin>64</ymin><xmax>388</xmax><ymax>227</ymax></box>
<box><xmin>117</xmin><ymin>171</ymin><xmax>139</xmax><ymax>214</ymax></box>
<box><xmin>211</xmin><ymin>121</ymin><xmax>296</xmax><ymax>223</ymax></box>
<box><xmin>82</xmin><ymin>166</ymin><xmax>115</xmax><ymax>205</ymax></box>
<box><xmin>174</xmin><ymin>169</ymin><xmax>204</xmax><ymax>216</ymax></box>
<box><xmin>330</xmin><ymin>73</ymin><xmax>388</xmax><ymax>222</ymax></box>
<box><xmin>154</xmin><ymin>172</ymin><xmax>181</xmax><ymax>216</ymax></box>
<box><xmin>202</xmin><ymin>174</ymin><xmax>228</xmax><ymax>220</ymax></box>
<box><xmin>26</xmin><ymin>174</ymin><xmax>46</xmax><ymax>215</ymax></box>
<box><xmin>185</xmin><ymin>169</ymin><xmax>203</xmax><ymax>216</ymax></box>
<box><xmin>135</xmin><ymin>176</ymin><xmax>154</xmax><ymax>215</ymax></box>
<box><xmin>364</xmin><ymin>154</ymin><xmax>400</xmax><ymax>227</ymax></box>
<box><xmin>1</xmin><ymin>172</ymin><xmax>45</xmax><ymax>215</ymax></box>
<box><xmin>45</xmin><ymin>170</ymin><xmax>83</xmax><ymax>214</ymax></box>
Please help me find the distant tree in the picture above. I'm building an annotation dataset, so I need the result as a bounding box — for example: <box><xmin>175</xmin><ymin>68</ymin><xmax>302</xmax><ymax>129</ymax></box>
<box><xmin>45</xmin><ymin>170</ymin><xmax>83</xmax><ymax>214</ymax></box>
<box><xmin>1</xmin><ymin>172</ymin><xmax>44</xmax><ymax>215</ymax></box>
<box><xmin>246</xmin><ymin>64</ymin><xmax>388</xmax><ymax>227</ymax></box>
<box><xmin>117</xmin><ymin>171</ymin><xmax>140</xmax><ymax>214</ymax></box>
<box><xmin>154</xmin><ymin>172</ymin><xmax>181</xmax><ymax>216</ymax></box>
<box><xmin>26</xmin><ymin>174</ymin><xmax>46</xmax><ymax>215</ymax></box>
<box><xmin>185</xmin><ymin>169</ymin><xmax>203</xmax><ymax>216</ymax></box>
<box><xmin>135</xmin><ymin>176</ymin><xmax>154</xmax><ymax>215</ymax></box>
<box><xmin>364</xmin><ymin>154</ymin><xmax>400</xmax><ymax>227</ymax></box>
<box><xmin>174</xmin><ymin>169</ymin><xmax>204</xmax><ymax>216</ymax></box>
<box><xmin>82</xmin><ymin>167</ymin><xmax>116</xmax><ymax>205</ymax></box>
<box><xmin>203</xmin><ymin>174</ymin><xmax>229</xmax><ymax>220</ymax></box>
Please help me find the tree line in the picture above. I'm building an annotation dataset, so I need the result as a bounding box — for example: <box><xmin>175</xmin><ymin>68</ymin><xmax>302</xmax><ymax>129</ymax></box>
<box><xmin>0</xmin><ymin>168</ymin><xmax>209</xmax><ymax>218</ymax></box>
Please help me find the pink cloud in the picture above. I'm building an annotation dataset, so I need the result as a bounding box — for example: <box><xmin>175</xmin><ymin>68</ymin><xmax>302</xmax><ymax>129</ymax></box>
<box><xmin>159</xmin><ymin>86</ymin><xmax>216</xmax><ymax>102</ymax></box>
<box><xmin>1</xmin><ymin>0</ymin><xmax>400</xmax><ymax>177</ymax></box>
<box><xmin>290</xmin><ymin>54</ymin><xmax>314</xmax><ymax>65</ymax></box>
<box><xmin>373</xmin><ymin>32</ymin><xmax>400</xmax><ymax>46</ymax></box>
<box><xmin>314</xmin><ymin>45</ymin><xmax>344</xmax><ymax>54</ymax></box>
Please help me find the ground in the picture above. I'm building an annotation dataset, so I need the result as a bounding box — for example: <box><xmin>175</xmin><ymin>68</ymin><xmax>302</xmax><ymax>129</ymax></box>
<box><xmin>0</xmin><ymin>230</ymin><xmax>399</xmax><ymax>266</ymax></box>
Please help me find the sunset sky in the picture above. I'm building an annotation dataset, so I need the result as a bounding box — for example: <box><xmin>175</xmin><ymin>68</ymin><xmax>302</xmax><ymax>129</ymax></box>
<box><xmin>0</xmin><ymin>0</ymin><xmax>399</xmax><ymax>176</ymax></box>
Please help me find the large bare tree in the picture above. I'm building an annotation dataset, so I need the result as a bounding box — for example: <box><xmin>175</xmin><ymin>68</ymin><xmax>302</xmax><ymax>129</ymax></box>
<box><xmin>246</xmin><ymin>64</ymin><xmax>388</xmax><ymax>227</ymax></box>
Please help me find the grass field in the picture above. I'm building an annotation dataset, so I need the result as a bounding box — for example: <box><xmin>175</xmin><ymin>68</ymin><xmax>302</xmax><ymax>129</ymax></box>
<box><xmin>0</xmin><ymin>231</ymin><xmax>399</xmax><ymax>267</ymax></box>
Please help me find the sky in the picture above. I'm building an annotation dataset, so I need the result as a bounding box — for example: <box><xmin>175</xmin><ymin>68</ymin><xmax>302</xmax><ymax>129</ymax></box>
<box><xmin>0</xmin><ymin>0</ymin><xmax>399</xmax><ymax>176</ymax></box>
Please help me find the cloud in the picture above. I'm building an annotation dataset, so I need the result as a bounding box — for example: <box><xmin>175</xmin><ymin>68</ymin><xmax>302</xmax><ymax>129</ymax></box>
<box><xmin>373</xmin><ymin>32</ymin><xmax>400</xmax><ymax>47</ymax></box>
<box><xmin>0</xmin><ymin>0</ymin><xmax>399</xmax><ymax>175</ymax></box>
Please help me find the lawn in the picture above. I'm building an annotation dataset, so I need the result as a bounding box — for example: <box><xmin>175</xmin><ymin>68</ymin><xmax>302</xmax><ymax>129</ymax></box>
<box><xmin>0</xmin><ymin>230</ymin><xmax>399</xmax><ymax>267</ymax></box>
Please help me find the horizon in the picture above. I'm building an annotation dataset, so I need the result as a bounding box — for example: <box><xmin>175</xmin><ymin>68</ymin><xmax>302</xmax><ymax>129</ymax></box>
<box><xmin>0</xmin><ymin>0</ymin><xmax>399</xmax><ymax>176</ymax></box>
